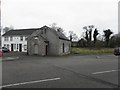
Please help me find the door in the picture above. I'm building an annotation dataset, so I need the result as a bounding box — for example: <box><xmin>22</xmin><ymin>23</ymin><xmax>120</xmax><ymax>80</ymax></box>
<box><xmin>11</xmin><ymin>44</ymin><xmax>13</xmax><ymax>51</ymax></box>
<box><xmin>34</xmin><ymin>44</ymin><xmax>38</xmax><ymax>55</ymax></box>
<box><xmin>63</xmin><ymin>43</ymin><xmax>65</xmax><ymax>53</ymax></box>
<box><xmin>19</xmin><ymin>44</ymin><xmax>22</xmax><ymax>52</ymax></box>
<box><xmin>46</xmin><ymin>45</ymin><xmax>48</xmax><ymax>55</ymax></box>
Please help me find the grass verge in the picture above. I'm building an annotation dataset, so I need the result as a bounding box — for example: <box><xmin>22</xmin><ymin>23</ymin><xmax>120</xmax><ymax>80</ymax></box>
<box><xmin>71</xmin><ymin>47</ymin><xmax>114</xmax><ymax>55</ymax></box>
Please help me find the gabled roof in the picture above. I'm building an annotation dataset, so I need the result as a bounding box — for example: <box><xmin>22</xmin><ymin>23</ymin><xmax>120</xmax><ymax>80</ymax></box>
<box><xmin>2</xmin><ymin>28</ymin><xmax>41</xmax><ymax>36</ymax></box>
<box><xmin>2</xmin><ymin>26</ymin><xmax>70</xmax><ymax>41</ymax></box>
<box><xmin>49</xmin><ymin>27</ymin><xmax>70</xmax><ymax>41</ymax></box>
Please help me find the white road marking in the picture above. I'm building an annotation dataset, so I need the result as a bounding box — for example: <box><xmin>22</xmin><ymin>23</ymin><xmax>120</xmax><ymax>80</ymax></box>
<box><xmin>0</xmin><ymin>78</ymin><xmax>60</xmax><ymax>88</ymax></box>
<box><xmin>92</xmin><ymin>70</ymin><xmax>119</xmax><ymax>75</ymax></box>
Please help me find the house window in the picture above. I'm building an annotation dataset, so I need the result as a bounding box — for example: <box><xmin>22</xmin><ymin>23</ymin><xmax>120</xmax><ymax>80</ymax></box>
<box><xmin>20</xmin><ymin>36</ymin><xmax>23</xmax><ymax>41</ymax></box>
<box><xmin>10</xmin><ymin>36</ymin><xmax>13</xmax><ymax>41</ymax></box>
<box><xmin>4</xmin><ymin>44</ymin><xmax>6</xmax><ymax>47</ymax></box>
<box><xmin>24</xmin><ymin>45</ymin><xmax>27</xmax><ymax>50</ymax></box>
<box><xmin>13</xmin><ymin>44</ymin><xmax>16</xmax><ymax>49</ymax></box>
<box><xmin>7</xmin><ymin>44</ymin><xmax>9</xmax><ymax>49</ymax></box>
<box><xmin>25</xmin><ymin>36</ymin><xmax>27</xmax><ymax>41</ymax></box>
<box><xmin>63</xmin><ymin>43</ymin><xmax>65</xmax><ymax>53</ymax></box>
<box><xmin>4</xmin><ymin>37</ymin><xmax>9</xmax><ymax>41</ymax></box>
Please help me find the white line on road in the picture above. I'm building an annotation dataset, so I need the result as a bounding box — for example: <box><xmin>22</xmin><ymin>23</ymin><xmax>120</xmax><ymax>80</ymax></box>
<box><xmin>92</xmin><ymin>70</ymin><xmax>119</xmax><ymax>75</ymax></box>
<box><xmin>0</xmin><ymin>77</ymin><xmax>60</xmax><ymax>88</ymax></box>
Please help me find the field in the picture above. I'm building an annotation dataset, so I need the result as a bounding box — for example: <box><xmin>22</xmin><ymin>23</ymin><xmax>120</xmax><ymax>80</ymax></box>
<box><xmin>71</xmin><ymin>47</ymin><xmax>114</xmax><ymax>55</ymax></box>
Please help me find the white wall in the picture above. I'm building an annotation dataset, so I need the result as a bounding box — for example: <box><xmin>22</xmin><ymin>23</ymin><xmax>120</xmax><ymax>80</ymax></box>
<box><xmin>2</xmin><ymin>36</ymin><xmax>28</xmax><ymax>52</ymax></box>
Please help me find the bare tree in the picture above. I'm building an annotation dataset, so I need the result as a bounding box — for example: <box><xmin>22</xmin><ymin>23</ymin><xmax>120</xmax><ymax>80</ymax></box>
<box><xmin>3</xmin><ymin>26</ymin><xmax>14</xmax><ymax>33</ymax></box>
<box><xmin>88</xmin><ymin>25</ymin><xmax>94</xmax><ymax>41</ymax></box>
<box><xmin>68</xmin><ymin>31</ymin><xmax>78</xmax><ymax>41</ymax></box>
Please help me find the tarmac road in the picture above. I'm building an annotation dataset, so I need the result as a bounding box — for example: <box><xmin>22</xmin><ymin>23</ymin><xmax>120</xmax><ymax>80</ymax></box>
<box><xmin>2</xmin><ymin>52</ymin><xmax>119</xmax><ymax>89</ymax></box>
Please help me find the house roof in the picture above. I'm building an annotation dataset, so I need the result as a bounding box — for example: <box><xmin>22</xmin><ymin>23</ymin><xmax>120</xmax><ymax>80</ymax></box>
<box><xmin>2</xmin><ymin>26</ymin><xmax>70</xmax><ymax>41</ymax></box>
<box><xmin>49</xmin><ymin>27</ymin><xmax>70</xmax><ymax>41</ymax></box>
<box><xmin>2</xmin><ymin>28</ymin><xmax>41</xmax><ymax>36</ymax></box>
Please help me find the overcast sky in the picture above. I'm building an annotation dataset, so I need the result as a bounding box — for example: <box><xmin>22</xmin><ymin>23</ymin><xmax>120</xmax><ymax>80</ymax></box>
<box><xmin>1</xmin><ymin>0</ymin><xmax>119</xmax><ymax>37</ymax></box>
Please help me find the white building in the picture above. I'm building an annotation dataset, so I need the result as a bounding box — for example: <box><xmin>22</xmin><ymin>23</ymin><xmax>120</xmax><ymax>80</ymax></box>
<box><xmin>2</xmin><ymin>28</ymin><xmax>40</xmax><ymax>52</ymax></box>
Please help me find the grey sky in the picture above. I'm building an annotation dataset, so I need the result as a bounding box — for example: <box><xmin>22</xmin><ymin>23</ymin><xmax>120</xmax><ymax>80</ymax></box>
<box><xmin>1</xmin><ymin>0</ymin><xmax>119</xmax><ymax>37</ymax></box>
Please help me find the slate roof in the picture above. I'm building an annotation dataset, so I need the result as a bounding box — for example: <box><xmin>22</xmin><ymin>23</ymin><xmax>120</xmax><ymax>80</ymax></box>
<box><xmin>49</xmin><ymin>27</ymin><xmax>70</xmax><ymax>41</ymax></box>
<box><xmin>2</xmin><ymin>26</ymin><xmax>70</xmax><ymax>41</ymax></box>
<box><xmin>2</xmin><ymin>28</ymin><xmax>41</xmax><ymax>36</ymax></box>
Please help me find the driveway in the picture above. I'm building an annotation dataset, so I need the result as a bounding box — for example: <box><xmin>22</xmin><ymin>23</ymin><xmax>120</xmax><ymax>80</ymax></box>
<box><xmin>2</xmin><ymin>52</ymin><xmax>119</xmax><ymax>88</ymax></box>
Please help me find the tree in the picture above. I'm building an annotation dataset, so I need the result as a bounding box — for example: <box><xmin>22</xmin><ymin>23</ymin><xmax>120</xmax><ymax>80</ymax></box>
<box><xmin>93</xmin><ymin>28</ymin><xmax>99</xmax><ymax>44</ymax></box>
<box><xmin>88</xmin><ymin>25</ymin><xmax>94</xmax><ymax>42</ymax></box>
<box><xmin>3</xmin><ymin>26</ymin><xmax>14</xmax><ymax>33</ymax></box>
<box><xmin>57</xmin><ymin>27</ymin><xmax>64</xmax><ymax>33</ymax></box>
<box><xmin>50</xmin><ymin>23</ymin><xmax>57</xmax><ymax>30</ymax></box>
<box><xmin>83</xmin><ymin>25</ymin><xmax>94</xmax><ymax>47</ymax></box>
<box><xmin>109</xmin><ymin>33</ymin><xmax>120</xmax><ymax>47</ymax></box>
<box><xmin>103</xmin><ymin>29</ymin><xmax>113</xmax><ymax>47</ymax></box>
<box><xmin>83</xmin><ymin>26</ymin><xmax>89</xmax><ymax>45</ymax></box>
<box><xmin>68</xmin><ymin>31</ymin><xmax>78</xmax><ymax>42</ymax></box>
<box><xmin>50</xmin><ymin>23</ymin><xmax>66</xmax><ymax>35</ymax></box>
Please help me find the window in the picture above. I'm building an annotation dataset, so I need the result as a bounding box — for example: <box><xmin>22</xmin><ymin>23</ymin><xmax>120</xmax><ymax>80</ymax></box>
<box><xmin>20</xmin><ymin>36</ymin><xmax>23</xmax><ymax>41</ymax></box>
<box><xmin>25</xmin><ymin>36</ymin><xmax>27</xmax><ymax>41</ymax></box>
<box><xmin>24</xmin><ymin>45</ymin><xmax>27</xmax><ymax>50</ymax></box>
<box><xmin>10</xmin><ymin>36</ymin><xmax>13</xmax><ymax>41</ymax></box>
<box><xmin>4</xmin><ymin>44</ymin><xmax>6</xmax><ymax>47</ymax></box>
<box><xmin>13</xmin><ymin>44</ymin><xmax>16</xmax><ymax>49</ymax></box>
<box><xmin>4</xmin><ymin>37</ymin><xmax>9</xmax><ymax>41</ymax></box>
<box><xmin>7</xmin><ymin>44</ymin><xmax>9</xmax><ymax>49</ymax></box>
<box><xmin>63</xmin><ymin>43</ymin><xmax>65</xmax><ymax>53</ymax></box>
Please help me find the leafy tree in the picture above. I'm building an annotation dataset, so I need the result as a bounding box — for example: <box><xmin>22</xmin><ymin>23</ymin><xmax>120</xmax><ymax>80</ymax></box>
<box><xmin>103</xmin><ymin>29</ymin><xmax>113</xmax><ymax>47</ymax></box>
<box><xmin>83</xmin><ymin>26</ymin><xmax>89</xmax><ymax>46</ymax></box>
<box><xmin>83</xmin><ymin>25</ymin><xmax>94</xmax><ymax>47</ymax></box>
<box><xmin>109</xmin><ymin>36</ymin><xmax>116</xmax><ymax>48</ymax></box>
<box><xmin>109</xmin><ymin>33</ymin><xmax>120</xmax><ymax>47</ymax></box>
<box><xmin>93</xmin><ymin>28</ymin><xmax>99</xmax><ymax>44</ymax></box>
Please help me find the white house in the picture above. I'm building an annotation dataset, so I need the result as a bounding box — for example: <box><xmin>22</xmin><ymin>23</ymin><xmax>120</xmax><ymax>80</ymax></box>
<box><xmin>2</xmin><ymin>28</ymin><xmax>40</xmax><ymax>52</ymax></box>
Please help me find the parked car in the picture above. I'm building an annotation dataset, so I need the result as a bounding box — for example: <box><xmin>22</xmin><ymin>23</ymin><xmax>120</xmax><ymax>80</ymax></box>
<box><xmin>114</xmin><ymin>47</ymin><xmax>120</xmax><ymax>55</ymax></box>
<box><xmin>1</xmin><ymin>47</ymin><xmax>10</xmax><ymax>53</ymax></box>
<box><xmin>0</xmin><ymin>49</ymin><xmax>3</xmax><ymax>57</ymax></box>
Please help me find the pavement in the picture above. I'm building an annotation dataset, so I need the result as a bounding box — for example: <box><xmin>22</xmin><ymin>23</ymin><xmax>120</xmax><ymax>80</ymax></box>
<box><xmin>1</xmin><ymin>52</ymin><xmax>120</xmax><ymax>89</ymax></box>
<box><xmin>1</xmin><ymin>57</ymin><xmax>19</xmax><ymax>61</ymax></box>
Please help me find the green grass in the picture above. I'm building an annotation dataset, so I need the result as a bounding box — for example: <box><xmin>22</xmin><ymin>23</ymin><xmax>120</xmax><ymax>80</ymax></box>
<box><xmin>71</xmin><ymin>47</ymin><xmax>114</xmax><ymax>55</ymax></box>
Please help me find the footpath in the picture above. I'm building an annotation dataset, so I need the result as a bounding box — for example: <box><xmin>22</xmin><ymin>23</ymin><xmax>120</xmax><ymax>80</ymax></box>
<box><xmin>0</xmin><ymin>57</ymin><xmax>19</xmax><ymax>61</ymax></box>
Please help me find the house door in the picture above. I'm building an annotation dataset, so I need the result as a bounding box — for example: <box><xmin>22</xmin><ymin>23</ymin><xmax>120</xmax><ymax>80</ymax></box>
<box><xmin>19</xmin><ymin>44</ymin><xmax>22</xmax><ymax>52</ymax></box>
<box><xmin>11</xmin><ymin>44</ymin><xmax>13</xmax><ymax>51</ymax></box>
<box><xmin>46</xmin><ymin>45</ymin><xmax>48</xmax><ymax>55</ymax></box>
<box><xmin>34</xmin><ymin>44</ymin><xmax>38</xmax><ymax>55</ymax></box>
<box><xmin>63</xmin><ymin>43</ymin><xmax>65</xmax><ymax>53</ymax></box>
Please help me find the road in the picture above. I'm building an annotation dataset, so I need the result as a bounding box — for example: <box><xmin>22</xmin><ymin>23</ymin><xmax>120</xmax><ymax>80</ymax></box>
<box><xmin>1</xmin><ymin>52</ymin><xmax>119</xmax><ymax>89</ymax></box>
